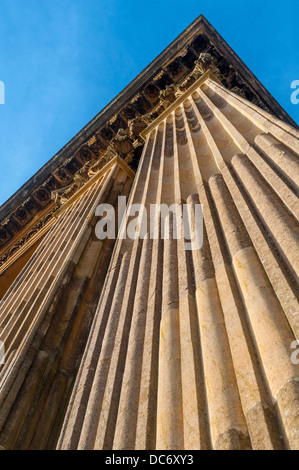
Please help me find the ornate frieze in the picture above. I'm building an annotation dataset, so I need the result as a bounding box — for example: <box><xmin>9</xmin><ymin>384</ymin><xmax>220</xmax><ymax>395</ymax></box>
<box><xmin>0</xmin><ymin>206</ymin><xmax>58</xmax><ymax>268</ymax></box>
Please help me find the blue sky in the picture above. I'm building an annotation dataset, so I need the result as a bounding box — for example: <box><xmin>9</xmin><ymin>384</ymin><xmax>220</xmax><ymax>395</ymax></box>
<box><xmin>0</xmin><ymin>0</ymin><xmax>298</xmax><ymax>205</ymax></box>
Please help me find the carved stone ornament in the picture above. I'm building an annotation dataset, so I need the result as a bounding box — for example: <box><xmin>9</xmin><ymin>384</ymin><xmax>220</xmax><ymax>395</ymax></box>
<box><xmin>108</xmin><ymin>128</ymin><xmax>134</xmax><ymax>157</ymax></box>
<box><xmin>179</xmin><ymin>52</ymin><xmax>221</xmax><ymax>92</ymax></box>
<box><xmin>0</xmin><ymin>208</ymin><xmax>58</xmax><ymax>268</ymax></box>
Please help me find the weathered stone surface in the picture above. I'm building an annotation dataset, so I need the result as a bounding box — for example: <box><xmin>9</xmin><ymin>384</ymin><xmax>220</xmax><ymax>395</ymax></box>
<box><xmin>0</xmin><ymin>16</ymin><xmax>298</xmax><ymax>451</ymax></box>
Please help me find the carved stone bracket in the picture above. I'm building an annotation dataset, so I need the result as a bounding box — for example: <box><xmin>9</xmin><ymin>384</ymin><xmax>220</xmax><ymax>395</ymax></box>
<box><xmin>178</xmin><ymin>52</ymin><xmax>221</xmax><ymax>92</ymax></box>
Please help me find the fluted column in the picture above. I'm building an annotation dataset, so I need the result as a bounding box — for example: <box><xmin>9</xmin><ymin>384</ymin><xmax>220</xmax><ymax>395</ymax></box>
<box><xmin>57</xmin><ymin>73</ymin><xmax>299</xmax><ymax>450</ymax></box>
<box><xmin>0</xmin><ymin>160</ymin><xmax>134</xmax><ymax>449</ymax></box>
